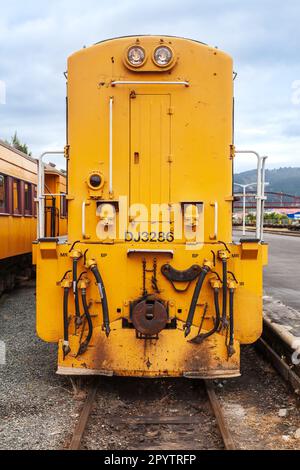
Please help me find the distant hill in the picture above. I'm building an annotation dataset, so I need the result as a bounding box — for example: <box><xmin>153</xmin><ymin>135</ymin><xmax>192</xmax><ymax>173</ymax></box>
<box><xmin>235</xmin><ymin>167</ymin><xmax>300</xmax><ymax>196</ymax></box>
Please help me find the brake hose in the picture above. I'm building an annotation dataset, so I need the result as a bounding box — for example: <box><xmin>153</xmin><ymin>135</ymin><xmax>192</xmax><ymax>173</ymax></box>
<box><xmin>73</xmin><ymin>258</ymin><xmax>82</xmax><ymax>327</ymax></box>
<box><xmin>190</xmin><ymin>286</ymin><xmax>221</xmax><ymax>344</ymax></box>
<box><xmin>184</xmin><ymin>264</ymin><xmax>211</xmax><ymax>338</ymax></box>
<box><xmin>90</xmin><ymin>265</ymin><xmax>111</xmax><ymax>337</ymax></box>
<box><xmin>228</xmin><ymin>287</ymin><xmax>236</xmax><ymax>357</ymax></box>
<box><xmin>77</xmin><ymin>288</ymin><xmax>93</xmax><ymax>356</ymax></box>
<box><xmin>220</xmin><ymin>258</ymin><xmax>229</xmax><ymax>329</ymax></box>
<box><xmin>63</xmin><ymin>287</ymin><xmax>71</xmax><ymax>358</ymax></box>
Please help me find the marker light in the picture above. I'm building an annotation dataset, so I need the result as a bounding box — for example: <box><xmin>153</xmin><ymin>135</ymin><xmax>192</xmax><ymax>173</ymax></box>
<box><xmin>127</xmin><ymin>46</ymin><xmax>146</xmax><ymax>67</ymax></box>
<box><xmin>153</xmin><ymin>46</ymin><xmax>173</xmax><ymax>67</ymax></box>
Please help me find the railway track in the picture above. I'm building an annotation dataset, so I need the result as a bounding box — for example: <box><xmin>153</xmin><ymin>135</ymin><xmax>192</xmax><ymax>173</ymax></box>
<box><xmin>234</xmin><ymin>226</ymin><xmax>300</xmax><ymax>237</ymax></box>
<box><xmin>0</xmin><ymin>275</ymin><xmax>34</xmax><ymax>299</ymax></box>
<box><xmin>68</xmin><ymin>379</ymin><xmax>236</xmax><ymax>451</ymax></box>
<box><xmin>66</xmin><ymin>323</ymin><xmax>300</xmax><ymax>452</ymax></box>
<box><xmin>257</xmin><ymin>320</ymin><xmax>300</xmax><ymax>395</ymax></box>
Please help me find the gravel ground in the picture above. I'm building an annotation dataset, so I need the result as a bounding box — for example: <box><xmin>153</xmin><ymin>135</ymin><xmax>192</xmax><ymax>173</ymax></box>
<box><xmin>0</xmin><ymin>284</ymin><xmax>75</xmax><ymax>450</ymax></box>
<box><xmin>217</xmin><ymin>346</ymin><xmax>300</xmax><ymax>450</ymax></box>
<box><xmin>1</xmin><ymin>285</ymin><xmax>300</xmax><ymax>450</ymax></box>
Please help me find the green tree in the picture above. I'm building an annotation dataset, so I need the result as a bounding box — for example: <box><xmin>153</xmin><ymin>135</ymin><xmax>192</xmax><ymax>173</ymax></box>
<box><xmin>8</xmin><ymin>132</ymin><xmax>32</xmax><ymax>156</ymax></box>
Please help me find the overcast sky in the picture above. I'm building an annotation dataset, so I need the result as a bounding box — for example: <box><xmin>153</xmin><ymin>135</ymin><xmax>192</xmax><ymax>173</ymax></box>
<box><xmin>0</xmin><ymin>0</ymin><xmax>300</xmax><ymax>173</ymax></box>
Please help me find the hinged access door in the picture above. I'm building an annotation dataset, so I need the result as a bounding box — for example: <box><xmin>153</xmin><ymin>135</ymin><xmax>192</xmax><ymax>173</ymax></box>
<box><xmin>130</xmin><ymin>94</ymin><xmax>172</xmax><ymax>209</ymax></box>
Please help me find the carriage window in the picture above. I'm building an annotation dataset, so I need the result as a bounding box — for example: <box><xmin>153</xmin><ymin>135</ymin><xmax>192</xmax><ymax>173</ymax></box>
<box><xmin>33</xmin><ymin>185</ymin><xmax>37</xmax><ymax>217</ymax></box>
<box><xmin>24</xmin><ymin>183</ymin><xmax>32</xmax><ymax>215</ymax></box>
<box><xmin>13</xmin><ymin>179</ymin><xmax>21</xmax><ymax>215</ymax></box>
<box><xmin>60</xmin><ymin>193</ymin><xmax>67</xmax><ymax>218</ymax></box>
<box><xmin>0</xmin><ymin>174</ymin><xmax>6</xmax><ymax>213</ymax></box>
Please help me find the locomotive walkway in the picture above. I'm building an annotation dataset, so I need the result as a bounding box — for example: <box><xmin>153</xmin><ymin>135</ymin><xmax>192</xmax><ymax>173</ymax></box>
<box><xmin>235</xmin><ymin>231</ymin><xmax>300</xmax><ymax>314</ymax></box>
<box><xmin>262</xmin><ymin>232</ymin><xmax>300</xmax><ymax>314</ymax></box>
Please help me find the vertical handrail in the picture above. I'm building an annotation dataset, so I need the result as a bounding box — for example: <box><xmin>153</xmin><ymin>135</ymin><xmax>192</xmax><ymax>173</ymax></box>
<box><xmin>38</xmin><ymin>151</ymin><xmax>65</xmax><ymax>239</ymax></box>
<box><xmin>210</xmin><ymin>202</ymin><xmax>218</xmax><ymax>240</ymax></box>
<box><xmin>235</xmin><ymin>150</ymin><xmax>268</xmax><ymax>241</ymax></box>
<box><xmin>109</xmin><ymin>97</ymin><xmax>114</xmax><ymax>196</ymax></box>
<box><xmin>260</xmin><ymin>157</ymin><xmax>268</xmax><ymax>242</ymax></box>
<box><xmin>242</xmin><ymin>187</ymin><xmax>246</xmax><ymax>236</ymax></box>
<box><xmin>256</xmin><ymin>156</ymin><xmax>263</xmax><ymax>240</ymax></box>
<box><xmin>82</xmin><ymin>201</ymin><xmax>91</xmax><ymax>240</ymax></box>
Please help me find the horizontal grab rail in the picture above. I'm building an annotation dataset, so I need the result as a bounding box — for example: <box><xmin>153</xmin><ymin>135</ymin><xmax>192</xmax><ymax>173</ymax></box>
<box><xmin>42</xmin><ymin>193</ymin><xmax>67</xmax><ymax>198</ymax></box>
<box><xmin>127</xmin><ymin>249</ymin><xmax>174</xmax><ymax>257</ymax></box>
<box><xmin>111</xmin><ymin>80</ymin><xmax>190</xmax><ymax>87</ymax></box>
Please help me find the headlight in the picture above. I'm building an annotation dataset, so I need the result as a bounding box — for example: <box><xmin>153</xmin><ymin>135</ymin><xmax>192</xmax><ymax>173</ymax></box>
<box><xmin>153</xmin><ymin>46</ymin><xmax>173</xmax><ymax>67</ymax></box>
<box><xmin>127</xmin><ymin>46</ymin><xmax>146</xmax><ymax>67</ymax></box>
<box><xmin>88</xmin><ymin>173</ymin><xmax>103</xmax><ymax>190</ymax></box>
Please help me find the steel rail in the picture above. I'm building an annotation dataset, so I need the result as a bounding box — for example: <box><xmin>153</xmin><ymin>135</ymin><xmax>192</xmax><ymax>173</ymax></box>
<box><xmin>257</xmin><ymin>338</ymin><xmax>300</xmax><ymax>394</ymax></box>
<box><xmin>204</xmin><ymin>380</ymin><xmax>236</xmax><ymax>450</ymax></box>
<box><xmin>68</xmin><ymin>378</ymin><xmax>236</xmax><ymax>451</ymax></box>
<box><xmin>69</xmin><ymin>380</ymin><xmax>98</xmax><ymax>450</ymax></box>
<box><xmin>257</xmin><ymin>320</ymin><xmax>300</xmax><ymax>394</ymax></box>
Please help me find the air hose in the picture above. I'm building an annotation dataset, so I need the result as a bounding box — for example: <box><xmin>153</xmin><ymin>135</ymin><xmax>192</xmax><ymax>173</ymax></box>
<box><xmin>63</xmin><ymin>287</ymin><xmax>71</xmax><ymax>358</ymax></box>
<box><xmin>73</xmin><ymin>258</ymin><xmax>82</xmax><ymax>327</ymax></box>
<box><xmin>220</xmin><ymin>257</ymin><xmax>229</xmax><ymax>330</ymax></box>
<box><xmin>184</xmin><ymin>262</ymin><xmax>212</xmax><ymax>338</ymax></box>
<box><xmin>190</xmin><ymin>285</ymin><xmax>221</xmax><ymax>344</ymax></box>
<box><xmin>90</xmin><ymin>264</ymin><xmax>111</xmax><ymax>337</ymax></box>
<box><xmin>228</xmin><ymin>287</ymin><xmax>236</xmax><ymax>357</ymax></box>
<box><xmin>77</xmin><ymin>288</ymin><xmax>93</xmax><ymax>356</ymax></box>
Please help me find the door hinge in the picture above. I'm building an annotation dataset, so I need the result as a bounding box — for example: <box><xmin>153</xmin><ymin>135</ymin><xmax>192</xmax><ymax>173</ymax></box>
<box><xmin>230</xmin><ymin>144</ymin><xmax>235</xmax><ymax>160</ymax></box>
<box><xmin>64</xmin><ymin>145</ymin><xmax>70</xmax><ymax>160</ymax></box>
<box><xmin>168</xmin><ymin>107</ymin><xmax>174</xmax><ymax>115</ymax></box>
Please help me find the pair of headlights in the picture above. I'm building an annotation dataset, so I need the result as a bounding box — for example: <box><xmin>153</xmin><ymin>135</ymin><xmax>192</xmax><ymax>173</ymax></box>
<box><xmin>127</xmin><ymin>45</ymin><xmax>174</xmax><ymax>68</ymax></box>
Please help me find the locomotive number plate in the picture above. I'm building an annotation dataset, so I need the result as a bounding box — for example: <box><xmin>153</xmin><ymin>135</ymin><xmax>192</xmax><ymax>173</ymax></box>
<box><xmin>125</xmin><ymin>232</ymin><xmax>174</xmax><ymax>243</ymax></box>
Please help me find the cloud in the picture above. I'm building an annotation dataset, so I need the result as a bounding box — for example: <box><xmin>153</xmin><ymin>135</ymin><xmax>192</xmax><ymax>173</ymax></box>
<box><xmin>0</xmin><ymin>0</ymin><xmax>300</xmax><ymax>172</ymax></box>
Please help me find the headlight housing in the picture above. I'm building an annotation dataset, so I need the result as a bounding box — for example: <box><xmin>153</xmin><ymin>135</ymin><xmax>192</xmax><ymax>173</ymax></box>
<box><xmin>153</xmin><ymin>46</ymin><xmax>173</xmax><ymax>67</ymax></box>
<box><xmin>127</xmin><ymin>46</ymin><xmax>146</xmax><ymax>67</ymax></box>
<box><xmin>88</xmin><ymin>172</ymin><xmax>104</xmax><ymax>190</ymax></box>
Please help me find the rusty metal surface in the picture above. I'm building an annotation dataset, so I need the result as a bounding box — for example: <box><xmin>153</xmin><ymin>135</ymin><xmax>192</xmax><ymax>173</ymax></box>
<box><xmin>58</xmin><ymin>323</ymin><xmax>240</xmax><ymax>379</ymax></box>
<box><xmin>132</xmin><ymin>300</ymin><xmax>168</xmax><ymax>336</ymax></box>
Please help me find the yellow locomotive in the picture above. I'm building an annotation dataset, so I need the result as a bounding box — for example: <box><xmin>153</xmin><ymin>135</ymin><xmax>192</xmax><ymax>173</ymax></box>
<box><xmin>34</xmin><ymin>36</ymin><xmax>268</xmax><ymax>378</ymax></box>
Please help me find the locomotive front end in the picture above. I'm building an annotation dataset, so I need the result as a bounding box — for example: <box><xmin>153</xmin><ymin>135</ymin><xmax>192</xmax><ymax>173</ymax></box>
<box><xmin>34</xmin><ymin>36</ymin><xmax>267</xmax><ymax>378</ymax></box>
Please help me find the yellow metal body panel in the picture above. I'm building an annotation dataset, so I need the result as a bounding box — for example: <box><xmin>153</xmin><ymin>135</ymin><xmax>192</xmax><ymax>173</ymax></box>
<box><xmin>35</xmin><ymin>240</ymin><xmax>264</xmax><ymax>377</ymax></box>
<box><xmin>35</xmin><ymin>36</ymin><xmax>267</xmax><ymax>378</ymax></box>
<box><xmin>130</xmin><ymin>94</ymin><xmax>171</xmax><ymax>207</ymax></box>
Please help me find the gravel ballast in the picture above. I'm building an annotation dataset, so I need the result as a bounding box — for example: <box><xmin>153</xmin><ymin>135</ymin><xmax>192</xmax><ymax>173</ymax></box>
<box><xmin>0</xmin><ymin>285</ymin><xmax>74</xmax><ymax>450</ymax></box>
